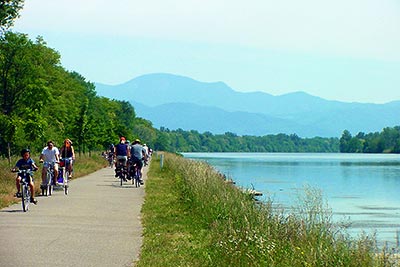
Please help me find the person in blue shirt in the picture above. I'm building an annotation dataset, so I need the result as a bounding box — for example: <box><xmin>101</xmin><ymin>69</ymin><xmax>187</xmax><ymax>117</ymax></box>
<box><xmin>114</xmin><ymin>136</ymin><xmax>130</xmax><ymax>178</ymax></box>
<box><xmin>12</xmin><ymin>148</ymin><xmax>39</xmax><ymax>204</ymax></box>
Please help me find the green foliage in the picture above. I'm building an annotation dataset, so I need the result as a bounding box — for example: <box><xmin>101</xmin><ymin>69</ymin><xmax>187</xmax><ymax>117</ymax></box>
<box><xmin>157</xmin><ymin>128</ymin><xmax>340</xmax><ymax>152</ymax></box>
<box><xmin>340</xmin><ymin>127</ymin><xmax>400</xmax><ymax>153</ymax></box>
<box><xmin>0</xmin><ymin>32</ymin><xmax>144</xmax><ymax>156</ymax></box>
<box><xmin>0</xmin><ymin>0</ymin><xmax>24</xmax><ymax>32</ymax></box>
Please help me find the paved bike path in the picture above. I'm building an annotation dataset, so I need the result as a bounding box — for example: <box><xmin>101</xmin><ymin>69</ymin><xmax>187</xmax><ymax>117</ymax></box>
<box><xmin>0</xmin><ymin>165</ymin><xmax>146</xmax><ymax>267</ymax></box>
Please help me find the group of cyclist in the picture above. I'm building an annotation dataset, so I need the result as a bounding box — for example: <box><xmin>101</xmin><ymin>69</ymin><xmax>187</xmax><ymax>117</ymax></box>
<box><xmin>12</xmin><ymin>139</ymin><xmax>75</xmax><ymax>205</ymax></box>
<box><xmin>110</xmin><ymin>136</ymin><xmax>151</xmax><ymax>184</ymax></box>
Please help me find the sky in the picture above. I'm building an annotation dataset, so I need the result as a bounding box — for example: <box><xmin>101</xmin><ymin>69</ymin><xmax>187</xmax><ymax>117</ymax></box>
<box><xmin>12</xmin><ymin>0</ymin><xmax>400</xmax><ymax>104</ymax></box>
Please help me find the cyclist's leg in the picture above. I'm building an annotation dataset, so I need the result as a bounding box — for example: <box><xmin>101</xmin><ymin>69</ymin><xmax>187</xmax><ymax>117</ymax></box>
<box><xmin>53</xmin><ymin>163</ymin><xmax>59</xmax><ymax>184</ymax></box>
<box><xmin>67</xmin><ymin>158</ymin><xmax>73</xmax><ymax>177</ymax></box>
<box><xmin>15</xmin><ymin>176</ymin><xmax>21</xmax><ymax>194</ymax></box>
<box><xmin>29</xmin><ymin>176</ymin><xmax>37</xmax><ymax>203</ymax></box>
<box><xmin>138</xmin><ymin>160</ymin><xmax>144</xmax><ymax>176</ymax></box>
<box><xmin>122</xmin><ymin>157</ymin><xmax>127</xmax><ymax>169</ymax></box>
<box><xmin>41</xmin><ymin>167</ymin><xmax>47</xmax><ymax>184</ymax></box>
<box><xmin>29</xmin><ymin>180</ymin><xmax>35</xmax><ymax>198</ymax></box>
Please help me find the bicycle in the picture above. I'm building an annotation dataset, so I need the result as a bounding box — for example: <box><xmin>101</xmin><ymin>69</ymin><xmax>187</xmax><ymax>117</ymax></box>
<box><xmin>133</xmin><ymin>163</ymin><xmax>141</xmax><ymax>187</ymax></box>
<box><xmin>58</xmin><ymin>158</ymin><xmax>70</xmax><ymax>195</ymax></box>
<box><xmin>115</xmin><ymin>158</ymin><xmax>127</xmax><ymax>186</ymax></box>
<box><xmin>107</xmin><ymin>152</ymin><xmax>114</xmax><ymax>168</ymax></box>
<box><xmin>40</xmin><ymin>161</ymin><xmax>55</xmax><ymax>196</ymax></box>
<box><xmin>128</xmin><ymin>161</ymin><xmax>142</xmax><ymax>187</ymax></box>
<box><xmin>12</xmin><ymin>169</ymin><xmax>34</xmax><ymax>212</ymax></box>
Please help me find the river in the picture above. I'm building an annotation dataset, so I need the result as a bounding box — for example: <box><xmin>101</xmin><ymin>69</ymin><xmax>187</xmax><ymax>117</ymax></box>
<box><xmin>183</xmin><ymin>152</ymin><xmax>400</xmax><ymax>248</ymax></box>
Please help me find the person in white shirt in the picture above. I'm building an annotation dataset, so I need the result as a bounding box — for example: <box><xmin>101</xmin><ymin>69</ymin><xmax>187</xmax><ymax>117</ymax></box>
<box><xmin>39</xmin><ymin>140</ymin><xmax>60</xmax><ymax>185</ymax></box>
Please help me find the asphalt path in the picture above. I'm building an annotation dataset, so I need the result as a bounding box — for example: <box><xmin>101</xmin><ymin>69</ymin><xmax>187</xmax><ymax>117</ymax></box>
<box><xmin>0</xmin><ymin>165</ymin><xmax>146</xmax><ymax>267</ymax></box>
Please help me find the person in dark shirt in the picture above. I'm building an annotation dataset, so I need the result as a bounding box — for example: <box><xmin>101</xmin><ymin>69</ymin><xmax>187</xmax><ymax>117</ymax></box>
<box><xmin>114</xmin><ymin>136</ymin><xmax>130</xmax><ymax>178</ymax></box>
<box><xmin>12</xmin><ymin>148</ymin><xmax>39</xmax><ymax>204</ymax></box>
<box><xmin>59</xmin><ymin>139</ymin><xmax>75</xmax><ymax>178</ymax></box>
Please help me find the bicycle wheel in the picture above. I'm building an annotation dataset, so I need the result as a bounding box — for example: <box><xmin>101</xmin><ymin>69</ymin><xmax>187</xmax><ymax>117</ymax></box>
<box><xmin>135</xmin><ymin>169</ymin><xmax>140</xmax><ymax>188</ymax></box>
<box><xmin>47</xmin><ymin>171</ymin><xmax>52</xmax><ymax>196</ymax></box>
<box><xmin>64</xmin><ymin>169</ymin><xmax>69</xmax><ymax>195</ymax></box>
<box><xmin>41</xmin><ymin>184</ymin><xmax>46</xmax><ymax>196</ymax></box>
<box><xmin>21</xmin><ymin>184</ymin><xmax>29</xmax><ymax>212</ymax></box>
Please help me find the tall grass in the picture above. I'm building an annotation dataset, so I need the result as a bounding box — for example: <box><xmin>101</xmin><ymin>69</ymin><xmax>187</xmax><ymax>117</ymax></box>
<box><xmin>0</xmin><ymin>153</ymin><xmax>106</xmax><ymax>209</ymax></box>
<box><xmin>140</xmin><ymin>152</ymin><xmax>399</xmax><ymax>266</ymax></box>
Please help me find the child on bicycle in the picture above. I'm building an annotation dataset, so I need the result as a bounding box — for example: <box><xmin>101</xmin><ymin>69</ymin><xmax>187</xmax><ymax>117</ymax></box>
<box><xmin>12</xmin><ymin>148</ymin><xmax>39</xmax><ymax>204</ymax></box>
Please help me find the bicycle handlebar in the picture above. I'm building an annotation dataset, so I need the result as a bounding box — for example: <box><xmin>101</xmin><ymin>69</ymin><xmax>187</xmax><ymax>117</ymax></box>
<box><xmin>11</xmin><ymin>168</ymin><xmax>37</xmax><ymax>174</ymax></box>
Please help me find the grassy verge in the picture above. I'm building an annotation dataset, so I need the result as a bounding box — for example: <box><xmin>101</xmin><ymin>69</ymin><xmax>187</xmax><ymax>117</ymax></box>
<box><xmin>138</xmin><ymin>152</ymin><xmax>399</xmax><ymax>267</ymax></box>
<box><xmin>0</xmin><ymin>153</ymin><xmax>107</xmax><ymax>209</ymax></box>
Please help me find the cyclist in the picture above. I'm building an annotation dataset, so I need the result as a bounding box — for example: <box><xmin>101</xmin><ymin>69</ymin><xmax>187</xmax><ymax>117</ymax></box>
<box><xmin>59</xmin><ymin>138</ymin><xmax>75</xmax><ymax>178</ymax></box>
<box><xmin>12</xmin><ymin>148</ymin><xmax>39</xmax><ymax>204</ymax></box>
<box><xmin>142</xmin><ymin>143</ymin><xmax>149</xmax><ymax>166</ymax></box>
<box><xmin>39</xmin><ymin>140</ymin><xmax>60</xmax><ymax>186</ymax></box>
<box><xmin>108</xmin><ymin>143</ymin><xmax>115</xmax><ymax>158</ymax></box>
<box><xmin>130</xmin><ymin>139</ymin><xmax>146</xmax><ymax>184</ymax></box>
<box><xmin>114</xmin><ymin>136</ymin><xmax>130</xmax><ymax>178</ymax></box>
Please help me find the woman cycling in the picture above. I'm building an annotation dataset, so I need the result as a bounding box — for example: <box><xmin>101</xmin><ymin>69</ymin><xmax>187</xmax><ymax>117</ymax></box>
<box><xmin>60</xmin><ymin>139</ymin><xmax>75</xmax><ymax>178</ymax></box>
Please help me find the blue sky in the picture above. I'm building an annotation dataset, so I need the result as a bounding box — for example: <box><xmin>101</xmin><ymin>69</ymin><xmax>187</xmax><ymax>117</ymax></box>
<box><xmin>12</xmin><ymin>0</ymin><xmax>400</xmax><ymax>104</ymax></box>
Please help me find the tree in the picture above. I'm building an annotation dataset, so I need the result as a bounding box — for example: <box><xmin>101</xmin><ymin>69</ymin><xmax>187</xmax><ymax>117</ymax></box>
<box><xmin>0</xmin><ymin>0</ymin><xmax>25</xmax><ymax>33</ymax></box>
<box><xmin>339</xmin><ymin>130</ymin><xmax>352</xmax><ymax>153</ymax></box>
<box><xmin>0</xmin><ymin>32</ymin><xmax>58</xmax><ymax>154</ymax></box>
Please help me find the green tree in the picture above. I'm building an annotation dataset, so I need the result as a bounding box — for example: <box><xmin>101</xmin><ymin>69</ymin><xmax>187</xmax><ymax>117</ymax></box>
<box><xmin>0</xmin><ymin>0</ymin><xmax>24</xmax><ymax>33</ymax></box>
<box><xmin>0</xmin><ymin>32</ymin><xmax>59</xmax><ymax>154</ymax></box>
<box><xmin>339</xmin><ymin>130</ymin><xmax>352</xmax><ymax>153</ymax></box>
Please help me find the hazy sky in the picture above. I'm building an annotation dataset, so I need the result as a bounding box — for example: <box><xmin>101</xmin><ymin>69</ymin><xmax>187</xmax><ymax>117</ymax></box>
<box><xmin>12</xmin><ymin>0</ymin><xmax>400</xmax><ymax>103</ymax></box>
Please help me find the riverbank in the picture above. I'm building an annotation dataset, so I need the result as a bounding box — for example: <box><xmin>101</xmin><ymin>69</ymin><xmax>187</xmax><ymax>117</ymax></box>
<box><xmin>138</xmin><ymin>152</ymin><xmax>399</xmax><ymax>266</ymax></box>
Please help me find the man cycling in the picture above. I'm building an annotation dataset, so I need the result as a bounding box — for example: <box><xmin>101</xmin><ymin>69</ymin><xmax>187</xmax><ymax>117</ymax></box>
<box><xmin>130</xmin><ymin>139</ymin><xmax>146</xmax><ymax>184</ymax></box>
<box><xmin>39</xmin><ymin>140</ymin><xmax>60</xmax><ymax>186</ymax></box>
<box><xmin>114</xmin><ymin>136</ymin><xmax>130</xmax><ymax>179</ymax></box>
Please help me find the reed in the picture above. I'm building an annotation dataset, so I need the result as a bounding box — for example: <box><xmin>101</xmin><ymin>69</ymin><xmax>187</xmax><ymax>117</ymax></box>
<box><xmin>140</xmin><ymin>152</ymin><xmax>399</xmax><ymax>266</ymax></box>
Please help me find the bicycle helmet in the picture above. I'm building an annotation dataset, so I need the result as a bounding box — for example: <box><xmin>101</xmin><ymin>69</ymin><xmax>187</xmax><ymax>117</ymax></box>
<box><xmin>21</xmin><ymin>148</ymin><xmax>30</xmax><ymax>156</ymax></box>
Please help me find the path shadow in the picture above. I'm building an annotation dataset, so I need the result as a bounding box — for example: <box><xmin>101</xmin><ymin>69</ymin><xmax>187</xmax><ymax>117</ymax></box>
<box><xmin>0</xmin><ymin>208</ymin><xmax>24</xmax><ymax>213</ymax></box>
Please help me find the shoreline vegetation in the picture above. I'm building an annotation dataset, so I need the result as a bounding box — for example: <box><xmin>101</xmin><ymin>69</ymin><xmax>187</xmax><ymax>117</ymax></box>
<box><xmin>0</xmin><ymin>153</ymin><xmax>106</xmax><ymax>209</ymax></box>
<box><xmin>138</xmin><ymin>152</ymin><xmax>399</xmax><ymax>267</ymax></box>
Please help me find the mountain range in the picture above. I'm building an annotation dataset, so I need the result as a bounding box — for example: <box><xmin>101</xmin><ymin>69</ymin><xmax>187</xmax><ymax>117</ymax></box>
<box><xmin>95</xmin><ymin>73</ymin><xmax>400</xmax><ymax>138</ymax></box>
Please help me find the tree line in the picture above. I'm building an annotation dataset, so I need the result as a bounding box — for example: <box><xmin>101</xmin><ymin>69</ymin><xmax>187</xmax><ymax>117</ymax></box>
<box><xmin>157</xmin><ymin>128</ymin><xmax>339</xmax><ymax>152</ymax></box>
<box><xmin>339</xmin><ymin>127</ymin><xmax>400</xmax><ymax>153</ymax></box>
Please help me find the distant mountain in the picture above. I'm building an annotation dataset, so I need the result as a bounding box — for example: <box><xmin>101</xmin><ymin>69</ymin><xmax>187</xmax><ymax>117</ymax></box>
<box><xmin>133</xmin><ymin>101</ymin><xmax>314</xmax><ymax>136</ymax></box>
<box><xmin>95</xmin><ymin>73</ymin><xmax>400</xmax><ymax>137</ymax></box>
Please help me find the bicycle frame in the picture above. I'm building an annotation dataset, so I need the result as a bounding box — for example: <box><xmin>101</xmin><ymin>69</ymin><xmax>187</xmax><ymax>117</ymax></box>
<box><xmin>133</xmin><ymin>163</ymin><xmax>141</xmax><ymax>188</ymax></box>
<box><xmin>116</xmin><ymin>158</ymin><xmax>127</xmax><ymax>186</ymax></box>
<box><xmin>41</xmin><ymin>161</ymin><xmax>55</xmax><ymax>196</ymax></box>
<box><xmin>13</xmin><ymin>169</ymin><xmax>33</xmax><ymax>212</ymax></box>
<box><xmin>59</xmin><ymin>158</ymin><xmax>70</xmax><ymax>195</ymax></box>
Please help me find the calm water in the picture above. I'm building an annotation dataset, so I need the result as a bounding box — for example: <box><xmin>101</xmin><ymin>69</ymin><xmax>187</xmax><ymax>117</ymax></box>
<box><xmin>183</xmin><ymin>152</ymin><xmax>400</xmax><ymax>247</ymax></box>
